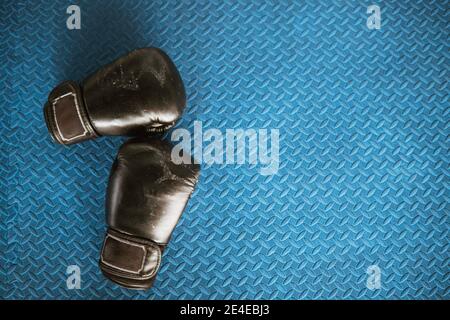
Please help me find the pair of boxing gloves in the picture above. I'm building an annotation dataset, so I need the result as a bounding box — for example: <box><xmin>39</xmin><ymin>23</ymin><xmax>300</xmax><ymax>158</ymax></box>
<box><xmin>44</xmin><ymin>48</ymin><xmax>200</xmax><ymax>289</ymax></box>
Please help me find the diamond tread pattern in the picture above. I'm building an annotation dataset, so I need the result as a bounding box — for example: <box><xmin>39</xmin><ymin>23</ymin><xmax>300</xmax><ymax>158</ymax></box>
<box><xmin>0</xmin><ymin>0</ymin><xmax>448</xmax><ymax>299</ymax></box>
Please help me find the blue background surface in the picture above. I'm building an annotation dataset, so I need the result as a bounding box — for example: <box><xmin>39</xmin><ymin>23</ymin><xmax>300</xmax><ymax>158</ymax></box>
<box><xmin>0</xmin><ymin>0</ymin><xmax>448</xmax><ymax>299</ymax></box>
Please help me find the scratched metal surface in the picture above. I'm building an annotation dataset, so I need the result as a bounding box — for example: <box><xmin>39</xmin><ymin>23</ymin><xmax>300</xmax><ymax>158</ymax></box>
<box><xmin>0</xmin><ymin>0</ymin><xmax>448</xmax><ymax>299</ymax></box>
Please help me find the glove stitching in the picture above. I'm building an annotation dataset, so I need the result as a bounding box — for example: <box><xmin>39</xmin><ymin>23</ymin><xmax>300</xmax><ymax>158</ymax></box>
<box><xmin>52</xmin><ymin>92</ymin><xmax>90</xmax><ymax>143</ymax></box>
<box><xmin>100</xmin><ymin>231</ymin><xmax>161</xmax><ymax>280</ymax></box>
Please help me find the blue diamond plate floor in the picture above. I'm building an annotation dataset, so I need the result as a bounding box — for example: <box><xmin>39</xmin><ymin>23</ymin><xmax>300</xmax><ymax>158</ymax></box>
<box><xmin>0</xmin><ymin>0</ymin><xmax>449</xmax><ymax>299</ymax></box>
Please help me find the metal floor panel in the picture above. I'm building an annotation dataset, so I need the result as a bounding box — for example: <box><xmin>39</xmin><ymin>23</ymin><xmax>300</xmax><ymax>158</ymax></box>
<box><xmin>0</xmin><ymin>0</ymin><xmax>448</xmax><ymax>299</ymax></box>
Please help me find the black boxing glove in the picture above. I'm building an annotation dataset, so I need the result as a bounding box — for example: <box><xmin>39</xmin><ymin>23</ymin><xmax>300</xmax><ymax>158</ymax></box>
<box><xmin>44</xmin><ymin>48</ymin><xmax>186</xmax><ymax>145</ymax></box>
<box><xmin>99</xmin><ymin>138</ymin><xmax>200</xmax><ymax>289</ymax></box>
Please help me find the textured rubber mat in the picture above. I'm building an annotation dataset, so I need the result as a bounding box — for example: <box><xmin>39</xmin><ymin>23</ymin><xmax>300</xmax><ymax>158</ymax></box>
<box><xmin>1</xmin><ymin>0</ymin><xmax>449</xmax><ymax>299</ymax></box>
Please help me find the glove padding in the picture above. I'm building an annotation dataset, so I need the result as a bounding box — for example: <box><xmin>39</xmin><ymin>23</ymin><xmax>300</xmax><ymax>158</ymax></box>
<box><xmin>99</xmin><ymin>138</ymin><xmax>200</xmax><ymax>289</ymax></box>
<box><xmin>44</xmin><ymin>48</ymin><xmax>186</xmax><ymax>145</ymax></box>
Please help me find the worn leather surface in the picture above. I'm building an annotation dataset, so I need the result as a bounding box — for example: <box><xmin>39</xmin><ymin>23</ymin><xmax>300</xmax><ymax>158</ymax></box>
<box><xmin>44</xmin><ymin>81</ymin><xmax>98</xmax><ymax>144</ymax></box>
<box><xmin>43</xmin><ymin>48</ymin><xmax>186</xmax><ymax>144</ymax></box>
<box><xmin>1</xmin><ymin>0</ymin><xmax>448</xmax><ymax>299</ymax></box>
<box><xmin>100</xmin><ymin>228</ymin><xmax>162</xmax><ymax>290</ymax></box>
<box><xmin>84</xmin><ymin>48</ymin><xmax>186</xmax><ymax>136</ymax></box>
<box><xmin>100</xmin><ymin>138</ymin><xmax>200</xmax><ymax>289</ymax></box>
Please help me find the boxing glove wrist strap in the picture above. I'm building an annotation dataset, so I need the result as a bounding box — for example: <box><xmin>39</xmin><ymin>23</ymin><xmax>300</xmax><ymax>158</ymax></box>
<box><xmin>44</xmin><ymin>81</ymin><xmax>98</xmax><ymax>145</ymax></box>
<box><xmin>99</xmin><ymin>228</ymin><xmax>162</xmax><ymax>289</ymax></box>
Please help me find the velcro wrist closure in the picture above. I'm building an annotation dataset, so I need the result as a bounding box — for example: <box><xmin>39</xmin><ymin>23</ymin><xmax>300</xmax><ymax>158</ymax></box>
<box><xmin>44</xmin><ymin>81</ymin><xmax>97</xmax><ymax>145</ymax></box>
<box><xmin>99</xmin><ymin>228</ymin><xmax>161</xmax><ymax>288</ymax></box>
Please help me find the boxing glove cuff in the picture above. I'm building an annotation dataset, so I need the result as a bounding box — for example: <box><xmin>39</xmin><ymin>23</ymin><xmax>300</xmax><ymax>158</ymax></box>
<box><xmin>44</xmin><ymin>81</ymin><xmax>98</xmax><ymax>145</ymax></box>
<box><xmin>99</xmin><ymin>228</ymin><xmax>162</xmax><ymax>289</ymax></box>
